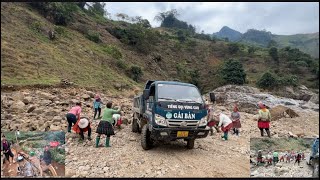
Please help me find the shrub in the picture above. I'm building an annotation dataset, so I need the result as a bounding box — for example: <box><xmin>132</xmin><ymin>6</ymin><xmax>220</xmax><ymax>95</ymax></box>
<box><xmin>228</xmin><ymin>43</ymin><xmax>239</xmax><ymax>54</ymax></box>
<box><xmin>248</xmin><ymin>46</ymin><xmax>255</xmax><ymax>55</ymax></box>
<box><xmin>219</xmin><ymin>59</ymin><xmax>246</xmax><ymax>85</ymax></box>
<box><xmin>176</xmin><ymin>30</ymin><xmax>187</xmax><ymax>42</ymax></box>
<box><xmin>86</xmin><ymin>31</ymin><xmax>101</xmax><ymax>43</ymax></box>
<box><xmin>30</xmin><ymin>2</ymin><xmax>79</xmax><ymax>26</ymax></box>
<box><xmin>256</xmin><ymin>71</ymin><xmax>278</xmax><ymax>89</ymax></box>
<box><xmin>115</xmin><ymin>59</ymin><xmax>128</xmax><ymax>69</ymax></box>
<box><xmin>101</xmin><ymin>45</ymin><xmax>122</xmax><ymax>60</ymax></box>
<box><xmin>278</xmin><ymin>75</ymin><xmax>299</xmax><ymax>87</ymax></box>
<box><xmin>30</xmin><ymin>21</ymin><xmax>43</xmax><ymax>33</ymax></box>
<box><xmin>106</xmin><ymin>24</ymin><xmax>159</xmax><ymax>54</ymax></box>
<box><xmin>129</xmin><ymin>65</ymin><xmax>143</xmax><ymax>82</ymax></box>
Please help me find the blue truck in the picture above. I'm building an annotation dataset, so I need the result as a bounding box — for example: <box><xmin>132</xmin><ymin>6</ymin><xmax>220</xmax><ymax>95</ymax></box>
<box><xmin>132</xmin><ymin>80</ymin><xmax>215</xmax><ymax>150</ymax></box>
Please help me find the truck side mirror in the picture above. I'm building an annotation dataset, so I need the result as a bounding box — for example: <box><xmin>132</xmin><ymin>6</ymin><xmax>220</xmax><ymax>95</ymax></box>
<box><xmin>143</xmin><ymin>89</ymin><xmax>150</xmax><ymax>100</ymax></box>
<box><xmin>209</xmin><ymin>92</ymin><xmax>215</xmax><ymax>103</ymax></box>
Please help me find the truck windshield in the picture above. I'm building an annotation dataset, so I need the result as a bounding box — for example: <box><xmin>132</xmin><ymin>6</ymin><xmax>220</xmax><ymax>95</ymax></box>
<box><xmin>157</xmin><ymin>84</ymin><xmax>203</xmax><ymax>103</ymax></box>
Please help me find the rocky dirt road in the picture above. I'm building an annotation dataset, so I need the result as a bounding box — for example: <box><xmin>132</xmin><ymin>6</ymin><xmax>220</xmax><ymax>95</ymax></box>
<box><xmin>1</xmin><ymin>87</ymin><xmax>319</xmax><ymax>177</ymax></box>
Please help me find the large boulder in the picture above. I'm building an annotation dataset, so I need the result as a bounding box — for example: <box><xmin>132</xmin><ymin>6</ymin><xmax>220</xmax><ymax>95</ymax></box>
<box><xmin>27</xmin><ymin>106</ymin><xmax>36</xmax><ymax>113</ymax></box>
<box><xmin>50</xmin><ymin>124</ymin><xmax>62</xmax><ymax>131</ymax></box>
<box><xmin>309</xmin><ymin>94</ymin><xmax>319</xmax><ymax>104</ymax></box>
<box><xmin>11</xmin><ymin>100</ymin><xmax>25</xmax><ymax>112</ymax></box>
<box><xmin>37</xmin><ymin>91</ymin><xmax>55</xmax><ymax>100</ymax></box>
<box><xmin>82</xmin><ymin>94</ymin><xmax>91</xmax><ymax>101</ymax></box>
<box><xmin>22</xmin><ymin>96</ymin><xmax>33</xmax><ymax>105</ymax></box>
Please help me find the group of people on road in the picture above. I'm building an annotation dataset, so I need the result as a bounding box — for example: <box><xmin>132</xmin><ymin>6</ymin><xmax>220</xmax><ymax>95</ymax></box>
<box><xmin>257</xmin><ymin>150</ymin><xmax>305</xmax><ymax>166</ymax></box>
<box><xmin>65</xmin><ymin>94</ymin><xmax>123</xmax><ymax>147</ymax></box>
<box><xmin>206</xmin><ymin>100</ymin><xmax>272</xmax><ymax>140</ymax></box>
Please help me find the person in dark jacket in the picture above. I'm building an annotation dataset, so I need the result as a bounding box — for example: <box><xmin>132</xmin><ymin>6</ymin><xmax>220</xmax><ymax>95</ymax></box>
<box><xmin>1</xmin><ymin>135</ymin><xmax>14</xmax><ymax>164</ymax></box>
<box><xmin>42</xmin><ymin>145</ymin><xmax>52</xmax><ymax>166</ymax></box>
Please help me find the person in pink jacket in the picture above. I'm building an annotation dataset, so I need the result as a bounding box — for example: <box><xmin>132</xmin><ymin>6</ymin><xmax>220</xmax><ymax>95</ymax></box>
<box><xmin>66</xmin><ymin>102</ymin><xmax>82</xmax><ymax>133</ymax></box>
<box><xmin>215</xmin><ymin>112</ymin><xmax>233</xmax><ymax>140</ymax></box>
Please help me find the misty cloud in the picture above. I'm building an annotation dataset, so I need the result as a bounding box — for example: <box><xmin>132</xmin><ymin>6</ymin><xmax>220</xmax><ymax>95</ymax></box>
<box><xmin>105</xmin><ymin>2</ymin><xmax>319</xmax><ymax>35</ymax></box>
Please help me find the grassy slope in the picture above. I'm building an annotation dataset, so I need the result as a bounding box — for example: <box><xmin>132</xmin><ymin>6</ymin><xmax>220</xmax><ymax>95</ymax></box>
<box><xmin>1</xmin><ymin>3</ymin><xmax>141</xmax><ymax>94</ymax></box>
<box><xmin>273</xmin><ymin>33</ymin><xmax>319</xmax><ymax>58</ymax></box>
<box><xmin>1</xmin><ymin>3</ymin><xmax>318</xmax><ymax>94</ymax></box>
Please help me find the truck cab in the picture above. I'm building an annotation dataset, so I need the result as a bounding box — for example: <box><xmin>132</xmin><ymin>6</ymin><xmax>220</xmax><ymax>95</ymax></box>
<box><xmin>132</xmin><ymin>80</ymin><xmax>215</xmax><ymax>150</ymax></box>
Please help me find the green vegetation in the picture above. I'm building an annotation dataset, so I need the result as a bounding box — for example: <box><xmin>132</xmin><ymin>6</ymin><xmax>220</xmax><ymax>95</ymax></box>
<box><xmin>86</xmin><ymin>31</ymin><xmax>101</xmax><ymax>43</ymax></box>
<box><xmin>228</xmin><ymin>43</ymin><xmax>240</xmax><ymax>54</ymax></box>
<box><xmin>155</xmin><ymin>9</ymin><xmax>196</xmax><ymax>34</ymax></box>
<box><xmin>129</xmin><ymin>65</ymin><xmax>143</xmax><ymax>82</ymax></box>
<box><xmin>107</xmin><ymin>24</ymin><xmax>160</xmax><ymax>54</ymax></box>
<box><xmin>269</xmin><ymin>47</ymin><xmax>279</xmax><ymax>62</ymax></box>
<box><xmin>49</xmin><ymin>148</ymin><xmax>65</xmax><ymax>164</ymax></box>
<box><xmin>256</xmin><ymin>71</ymin><xmax>278</xmax><ymax>89</ymax></box>
<box><xmin>30</xmin><ymin>2</ymin><xmax>79</xmax><ymax>26</ymax></box>
<box><xmin>101</xmin><ymin>45</ymin><xmax>122</xmax><ymax>59</ymax></box>
<box><xmin>219</xmin><ymin>59</ymin><xmax>246</xmax><ymax>85</ymax></box>
<box><xmin>257</xmin><ymin>71</ymin><xmax>299</xmax><ymax>89</ymax></box>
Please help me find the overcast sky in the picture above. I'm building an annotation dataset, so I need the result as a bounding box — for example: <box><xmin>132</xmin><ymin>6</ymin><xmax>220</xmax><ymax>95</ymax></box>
<box><xmin>104</xmin><ymin>2</ymin><xmax>319</xmax><ymax>35</ymax></box>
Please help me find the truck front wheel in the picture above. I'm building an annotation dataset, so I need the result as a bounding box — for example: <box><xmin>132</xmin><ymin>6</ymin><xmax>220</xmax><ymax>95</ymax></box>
<box><xmin>187</xmin><ymin>139</ymin><xmax>195</xmax><ymax>149</ymax></box>
<box><xmin>141</xmin><ymin>124</ymin><xmax>153</xmax><ymax>150</ymax></box>
<box><xmin>132</xmin><ymin>118</ymin><xmax>139</xmax><ymax>133</ymax></box>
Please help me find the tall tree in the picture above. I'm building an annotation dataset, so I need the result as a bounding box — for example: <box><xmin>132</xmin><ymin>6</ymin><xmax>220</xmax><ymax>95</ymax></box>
<box><xmin>219</xmin><ymin>59</ymin><xmax>246</xmax><ymax>85</ymax></box>
<box><xmin>89</xmin><ymin>2</ymin><xmax>106</xmax><ymax>16</ymax></box>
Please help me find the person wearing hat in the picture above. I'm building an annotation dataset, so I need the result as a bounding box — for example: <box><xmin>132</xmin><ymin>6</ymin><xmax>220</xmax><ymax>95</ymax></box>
<box><xmin>112</xmin><ymin>113</ymin><xmax>123</xmax><ymax>129</ymax></box>
<box><xmin>1</xmin><ymin>135</ymin><xmax>14</xmax><ymax>165</ymax></box>
<box><xmin>231</xmin><ymin>104</ymin><xmax>241</xmax><ymax>137</ymax></box>
<box><xmin>41</xmin><ymin>146</ymin><xmax>52</xmax><ymax>168</ymax></box>
<box><xmin>72</xmin><ymin>117</ymin><xmax>92</xmax><ymax>141</ymax></box>
<box><xmin>93</xmin><ymin>94</ymin><xmax>103</xmax><ymax>119</ymax></box>
<box><xmin>66</xmin><ymin>102</ymin><xmax>82</xmax><ymax>133</ymax></box>
<box><xmin>214</xmin><ymin>112</ymin><xmax>233</xmax><ymax>141</ymax></box>
<box><xmin>95</xmin><ymin>101</ymin><xmax>123</xmax><ymax>148</ymax></box>
<box><xmin>257</xmin><ymin>101</ymin><xmax>271</xmax><ymax>137</ymax></box>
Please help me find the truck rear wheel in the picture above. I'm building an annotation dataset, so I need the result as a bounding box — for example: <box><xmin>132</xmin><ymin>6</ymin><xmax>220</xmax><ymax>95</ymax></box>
<box><xmin>187</xmin><ymin>139</ymin><xmax>195</xmax><ymax>149</ymax></box>
<box><xmin>141</xmin><ymin>124</ymin><xmax>153</xmax><ymax>150</ymax></box>
<box><xmin>132</xmin><ymin>118</ymin><xmax>139</xmax><ymax>133</ymax></box>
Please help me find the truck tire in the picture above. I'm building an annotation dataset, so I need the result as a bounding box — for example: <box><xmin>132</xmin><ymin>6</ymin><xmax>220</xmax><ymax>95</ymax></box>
<box><xmin>141</xmin><ymin>124</ymin><xmax>153</xmax><ymax>150</ymax></box>
<box><xmin>187</xmin><ymin>139</ymin><xmax>195</xmax><ymax>149</ymax></box>
<box><xmin>132</xmin><ymin>118</ymin><xmax>139</xmax><ymax>133</ymax></box>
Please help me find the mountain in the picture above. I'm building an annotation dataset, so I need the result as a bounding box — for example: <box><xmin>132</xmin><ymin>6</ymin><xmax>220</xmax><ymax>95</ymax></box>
<box><xmin>213</xmin><ymin>26</ymin><xmax>242</xmax><ymax>42</ymax></box>
<box><xmin>213</xmin><ymin>27</ymin><xmax>319</xmax><ymax>58</ymax></box>
<box><xmin>273</xmin><ymin>32</ymin><xmax>319</xmax><ymax>58</ymax></box>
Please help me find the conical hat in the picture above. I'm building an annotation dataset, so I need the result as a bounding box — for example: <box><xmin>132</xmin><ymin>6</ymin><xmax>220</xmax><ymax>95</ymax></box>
<box><xmin>78</xmin><ymin>118</ymin><xmax>89</xmax><ymax>129</ymax></box>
